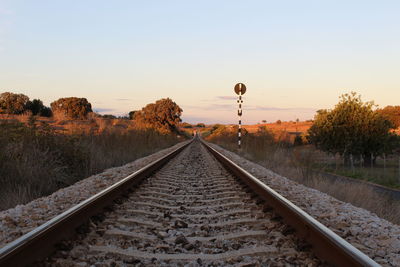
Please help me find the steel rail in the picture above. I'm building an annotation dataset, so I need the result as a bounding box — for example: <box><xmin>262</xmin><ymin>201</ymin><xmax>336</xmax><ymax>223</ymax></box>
<box><xmin>201</xmin><ymin>140</ymin><xmax>380</xmax><ymax>267</ymax></box>
<box><xmin>0</xmin><ymin>140</ymin><xmax>192</xmax><ymax>267</ymax></box>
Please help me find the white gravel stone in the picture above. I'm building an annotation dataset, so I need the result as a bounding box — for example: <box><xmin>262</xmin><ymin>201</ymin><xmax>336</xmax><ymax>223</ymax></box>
<box><xmin>0</xmin><ymin>141</ymin><xmax>188</xmax><ymax>248</ymax></box>
<box><xmin>208</xmin><ymin>142</ymin><xmax>400</xmax><ymax>266</ymax></box>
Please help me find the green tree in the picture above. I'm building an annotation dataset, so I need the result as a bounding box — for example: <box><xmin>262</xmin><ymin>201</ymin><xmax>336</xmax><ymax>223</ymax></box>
<box><xmin>128</xmin><ymin>111</ymin><xmax>137</xmax><ymax>120</ymax></box>
<box><xmin>50</xmin><ymin>97</ymin><xmax>92</xmax><ymax>119</ymax></box>
<box><xmin>307</xmin><ymin>92</ymin><xmax>396</xmax><ymax>166</ymax></box>
<box><xmin>196</xmin><ymin>123</ymin><xmax>206</xmax><ymax>128</ymax></box>
<box><xmin>26</xmin><ymin>99</ymin><xmax>52</xmax><ymax>117</ymax></box>
<box><xmin>133</xmin><ymin>98</ymin><xmax>182</xmax><ymax>133</ymax></box>
<box><xmin>0</xmin><ymin>92</ymin><xmax>30</xmax><ymax>114</ymax></box>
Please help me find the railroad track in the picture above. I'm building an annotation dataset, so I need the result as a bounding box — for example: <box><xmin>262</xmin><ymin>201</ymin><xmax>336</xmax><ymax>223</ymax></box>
<box><xmin>0</xmin><ymin>138</ymin><xmax>379</xmax><ymax>266</ymax></box>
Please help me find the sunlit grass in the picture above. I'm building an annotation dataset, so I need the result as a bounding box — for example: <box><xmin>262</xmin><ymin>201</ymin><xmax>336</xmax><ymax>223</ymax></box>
<box><xmin>0</xmin><ymin>120</ymin><xmax>182</xmax><ymax>210</ymax></box>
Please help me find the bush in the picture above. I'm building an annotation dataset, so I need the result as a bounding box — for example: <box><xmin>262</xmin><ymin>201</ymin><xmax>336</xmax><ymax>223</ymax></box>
<box><xmin>181</xmin><ymin>122</ymin><xmax>193</xmax><ymax>128</ymax></box>
<box><xmin>101</xmin><ymin>114</ymin><xmax>117</xmax><ymax>119</ymax></box>
<box><xmin>51</xmin><ymin>97</ymin><xmax>93</xmax><ymax>119</ymax></box>
<box><xmin>133</xmin><ymin>98</ymin><xmax>182</xmax><ymax>134</ymax></box>
<box><xmin>0</xmin><ymin>92</ymin><xmax>30</xmax><ymax>114</ymax></box>
<box><xmin>308</xmin><ymin>92</ymin><xmax>397</xmax><ymax>166</ymax></box>
<box><xmin>26</xmin><ymin>99</ymin><xmax>52</xmax><ymax>117</ymax></box>
<box><xmin>128</xmin><ymin>111</ymin><xmax>137</xmax><ymax>120</ymax></box>
<box><xmin>377</xmin><ymin>105</ymin><xmax>400</xmax><ymax>128</ymax></box>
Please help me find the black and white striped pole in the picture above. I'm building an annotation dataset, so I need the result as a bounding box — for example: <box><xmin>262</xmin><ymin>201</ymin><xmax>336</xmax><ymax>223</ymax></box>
<box><xmin>234</xmin><ymin>83</ymin><xmax>246</xmax><ymax>149</ymax></box>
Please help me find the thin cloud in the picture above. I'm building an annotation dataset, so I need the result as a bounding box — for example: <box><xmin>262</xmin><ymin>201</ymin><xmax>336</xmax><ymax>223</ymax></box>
<box><xmin>93</xmin><ymin>108</ymin><xmax>116</xmax><ymax>113</ymax></box>
<box><xmin>216</xmin><ymin>96</ymin><xmax>237</xmax><ymax>101</ymax></box>
<box><xmin>115</xmin><ymin>98</ymin><xmax>132</xmax><ymax>101</ymax></box>
<box><xmin>200</xmin><ymin>96</ymin><xmax>242</xmax><ymax>102</ymax></box>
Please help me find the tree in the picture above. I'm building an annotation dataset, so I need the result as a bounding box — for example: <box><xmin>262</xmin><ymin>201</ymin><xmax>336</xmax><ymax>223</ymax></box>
<box><xmin>133</xmin><ymin>98</ymin><xmax>182</xmax><ymax>133</ymax></box>
<box><xmin>101</xmin><ymin>114</ymin><xmax>117</xmax><ymax>119</ymax></box>
<box><xmin>26</xmin><ymin>99</ymin><xmax>52</xmax><ymax>117</ymax></box>
<box><xmin>50</xmin><ymin>97</ymin><xmax>92</xmax><ymax>119</ymax></box>
<box><xmin>196</xmin><ymin>123</ymin><xmax>205</xmax><ymax>128</ymax></box>
<box><xmin>181</xmin><ymin>122</ymin><xmax>193</xmax><ymax>128</ymax></box>
<box><xmin>307</xmin><ymin>92</ymin><xmax>396</xmax><ymax>166</ymax></box>
<box><xmin>128</xmin><ymin>111</ymin><xmax>137</xmax><ymax>120</ymax></box>
<box><xmin>276</xmin><ymin>120</ymin><xmax>282</xmax><ymax>125</ymax></box>
<box><xmin>0</xmin><ymin>92</ymin><xmax>30</xmax><ymax>114</ymax></box>
<box><xmin>377</xmin><ymin>106</ymin><xmax>400</xmax><ymax>128</ymax></box>
<box><xmin>262</xmin><ymin>120</ymin><xmax>267</xmax><ymax>123</ymax></box>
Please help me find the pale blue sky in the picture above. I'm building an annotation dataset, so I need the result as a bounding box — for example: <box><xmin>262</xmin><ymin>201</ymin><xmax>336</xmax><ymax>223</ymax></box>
<box><xmin>1</xmin><ymin>1</ymin><xmax>399</xmax><ymax>124</ymax></box>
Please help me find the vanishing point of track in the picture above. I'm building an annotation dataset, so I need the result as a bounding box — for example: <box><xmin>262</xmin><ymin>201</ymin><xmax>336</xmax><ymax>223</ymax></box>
<box><xmin>0</xmin><ymin>138</ymin><xmax>379</xmax><ymax>266</ymax></box>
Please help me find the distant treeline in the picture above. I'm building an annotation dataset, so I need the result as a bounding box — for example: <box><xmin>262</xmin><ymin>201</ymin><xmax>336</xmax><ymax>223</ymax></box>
<box><xmin>0</xmin><ymin>92</ymin><xmax>187</xmax><ymax>134</ymax></box>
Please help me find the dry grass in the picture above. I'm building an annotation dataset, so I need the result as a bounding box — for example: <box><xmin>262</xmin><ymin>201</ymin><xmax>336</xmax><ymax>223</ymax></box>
<box><xmin>0</xmin><ymin>120</ymin><xmax>182</xmax><ymax>211</ymax></box>
<box><xmin>243</xmin><ymin>121</ymin><xmax>312</xmax><ymax>134</ymax></box>
<box><xmin>0</xmin><ymin>113</ymin><xmax>136</xmax><ymax>134</ymax></box>
<box><xmin>206</xmin><ymin>127</ymin><xmax>400</xmax><ymax>225</ymax></box>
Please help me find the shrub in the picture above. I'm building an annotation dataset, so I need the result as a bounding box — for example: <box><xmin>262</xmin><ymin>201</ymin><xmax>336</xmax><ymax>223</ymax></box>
<box><xmin>0</xmin><ymin>92</ymin><xmax>30</xmax><ymax>114</ymax></box>
<box><xmin>133</xmin><ymin>98</ymin><xmax>182</xmax><ymax>134</ymax></box>
<box><xmin>308</xmin><ymin>92</ymin><xmax>397</xmax><ymax>166</ymax></box>
<box><xmin>181</xmin><ymin>122</ymin><xmax>193</xmax><ymax>128</ymax></box>
<box><xmin>26</xmin><ymin>99</ymin><xmax>52</xmax><ymax>117</ymax></box>
<box><xmin>101</xmin><ymin>114</ymin><xmax>117</xmax><ymax>119</ymax></box>
<box><xmin>128</xmin><ymin>111</ymin><xmax>137</xmax><ymax>120</ymax></box>
<box><xmin>377</xmin><ymin>105</ymin><xmax>400</xmax><ymax>128</ymax></box>
<box><xmin>51</xmin><ymin>97</ymin><xmax>93</xmax><ymax>119</ymax></box>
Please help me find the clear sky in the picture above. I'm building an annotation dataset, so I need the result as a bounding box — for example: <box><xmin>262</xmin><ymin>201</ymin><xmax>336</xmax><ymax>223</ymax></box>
<box><xmin>1</xmin><ymin>1</ymin><xmax>399</xmax><ymax>124</ymax></box>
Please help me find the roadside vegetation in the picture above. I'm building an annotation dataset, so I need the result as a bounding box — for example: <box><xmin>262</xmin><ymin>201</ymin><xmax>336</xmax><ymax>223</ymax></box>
<box><xmin>0</xmin><ymin>93</ymin><xmax>185</xmax><ymax>210</ymax></box>
<box><xmin>205</xmin><ymin>92</ymin><xmax>400</xmax><ymax>224</ymax></box>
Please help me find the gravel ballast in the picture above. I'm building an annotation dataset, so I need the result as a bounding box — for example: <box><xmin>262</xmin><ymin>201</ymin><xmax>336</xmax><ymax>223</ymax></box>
<box><xmin>46</xmin><ymin>140</ymin><xmax>322</xmax><ymax>266</ymax></box>
<box><xmin>208</xmin><ymin>143</ymin><xmax>400</xmax><ymax>266</ymax></box>
<box><xmin>0</xmin><ymin>141</ymin><xmax>188</xmax><ymax>248</ymax></box>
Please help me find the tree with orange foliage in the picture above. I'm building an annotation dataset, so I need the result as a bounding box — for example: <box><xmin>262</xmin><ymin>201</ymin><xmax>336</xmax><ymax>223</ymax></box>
<box><xmin>377</xmin><ymin>106</ymin><xmax>400</xmax><ymax>128</ymax></box>
<box><xmin>50</xmin><ymin>97</ymin><xmax>92</xmax><ymax>119</ymax></box>
<box><xmin>0</xmin><ymin>92</ymin><xmax>30</xmax><ymax>114</ymax></box>
<box><xmin>133</xmin><ymin>98</ymin><xmax>182</xmax><ymax>134</ymax></box>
